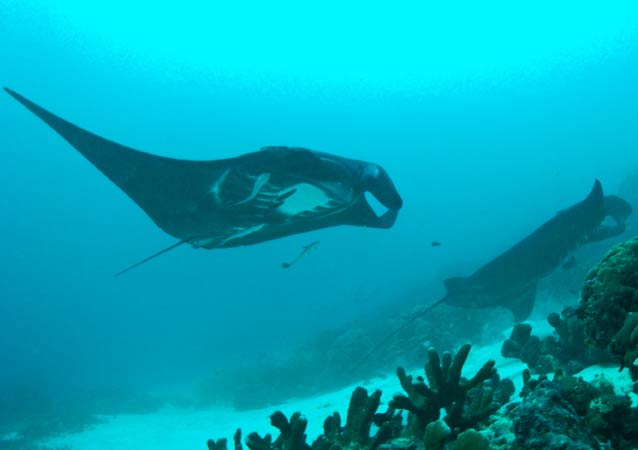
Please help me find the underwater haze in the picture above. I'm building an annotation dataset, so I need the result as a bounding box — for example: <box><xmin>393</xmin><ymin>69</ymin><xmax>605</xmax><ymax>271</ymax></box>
<box><xmin>1</xmin><ymin>0</ymin><xmax>638</xmax><ymax>446</ymax></box>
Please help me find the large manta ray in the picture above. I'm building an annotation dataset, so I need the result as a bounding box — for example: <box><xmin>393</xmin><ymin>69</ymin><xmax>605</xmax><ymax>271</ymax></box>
<box><xmin>441</xmin><ymin>179</ymin><xmax>627</xmax><ymax>321</ymax></box>
<box><xmin>4</xmin><ymin>88</ymin><xmax>403</xmax><ymax>275</ymax></box>
<box><xmin>354</xmin><ymin>179</ymin><xmax>632</xmax><ymax>369</ymax></box>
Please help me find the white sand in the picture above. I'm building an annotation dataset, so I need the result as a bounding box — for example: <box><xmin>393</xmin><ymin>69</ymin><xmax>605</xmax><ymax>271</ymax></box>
<box><xmin>42</xmin><ymin>320</ymin><xmax>636</xmax><ymax>450</ymax></box>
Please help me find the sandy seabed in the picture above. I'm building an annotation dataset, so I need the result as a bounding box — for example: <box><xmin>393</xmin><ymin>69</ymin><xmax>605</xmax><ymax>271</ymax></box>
<box><xmin>41</xmin><ymin>321</ymin><xmax>636</xmax><ymax>450</ymax></box>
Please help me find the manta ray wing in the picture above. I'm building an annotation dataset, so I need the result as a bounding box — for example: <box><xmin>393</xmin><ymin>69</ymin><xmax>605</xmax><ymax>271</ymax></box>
<box><xmin>4</xmin><ymin>90</ymin><xmax>336</xmax><ymax>240</ymax></box>
<box><xmin>4</xmin><ymin>87</ymin><xmax>232</xmax><ymax>240</ymax></box>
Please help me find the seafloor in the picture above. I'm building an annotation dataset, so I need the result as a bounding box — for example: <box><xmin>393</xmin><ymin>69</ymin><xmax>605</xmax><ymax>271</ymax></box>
<box><xmin>39</xmin><ymin>328</ymin><xmax>635</xmax><ymax>450</ymax></box>
<box><xmin>31</xmin><ymin>236</ymin><xmax>638</xmax><ymax>450</ymax></box>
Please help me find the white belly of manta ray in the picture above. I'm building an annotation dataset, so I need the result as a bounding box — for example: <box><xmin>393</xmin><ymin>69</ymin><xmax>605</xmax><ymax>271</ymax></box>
<box><xmin>194</xmin><ymin>182</ymin><xmax>349</xmax><ymax>248</ymax></box>
<box><xmin>275</xmin><ymin>182</ymin><xmax>337</xmax><ymax>216</ymax></box>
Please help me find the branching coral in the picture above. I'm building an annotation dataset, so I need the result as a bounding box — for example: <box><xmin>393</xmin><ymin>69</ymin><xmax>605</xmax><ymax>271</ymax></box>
<box><xmin>313</xmin><ymin>386</ymin><xmax>401</xmax><ymax>450</ymax></box>
<box><xmin>208</xmin><ymin>430</ymin><xmax>242</xmax><ymax>450</ymax></box>
<box><xmin>245</xmin><ymin>412</ymin><xmax>310</xmax><ymax>450</ymax></box>
<box><xmin>389</xmin><ymin>343</ymin><xmax>511</xmax><ymax>437</ymax></box>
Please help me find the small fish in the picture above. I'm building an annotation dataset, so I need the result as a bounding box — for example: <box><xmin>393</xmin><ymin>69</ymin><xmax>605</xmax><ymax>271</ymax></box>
<box><xmin>431</xmin><ymin>241</ymin><xmax>441</xmax><ymax>247</ymax></box>
<box><xmin>561</xmin><ymin>255</ymin><xmax>577</xmax><ymax>271</ymax></box>
<box><xmin>281</xmin><ymin>241</ymin><xmax>320</xmax><ymax>269</ymax></box>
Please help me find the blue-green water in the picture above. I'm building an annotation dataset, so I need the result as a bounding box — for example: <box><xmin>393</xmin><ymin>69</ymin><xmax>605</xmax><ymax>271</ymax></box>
<box><xmin>1</xmin><ymin>0</ymin><xmax>638</xmax><ymax>445</ymax></box>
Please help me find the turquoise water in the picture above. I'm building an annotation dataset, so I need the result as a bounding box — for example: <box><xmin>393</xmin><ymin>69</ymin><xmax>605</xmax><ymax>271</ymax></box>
<box><xmin>1</xmin><ymin>1</ymin><xmax>638</xmax><ymax>446</ymax></box>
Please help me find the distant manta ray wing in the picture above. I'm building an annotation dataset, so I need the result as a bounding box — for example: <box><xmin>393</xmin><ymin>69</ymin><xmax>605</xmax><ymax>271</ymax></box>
<box><xmin>4</xmin><ymin>88</ymin><xmax>235</xmax><ymax>239</ymax></box>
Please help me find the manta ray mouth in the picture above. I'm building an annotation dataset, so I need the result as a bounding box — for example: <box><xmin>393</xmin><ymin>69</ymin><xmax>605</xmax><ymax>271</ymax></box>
<box><xmin>364</xmin><ymin>191</ymin><xmax>390</xmax><ymax>218</ymax></box>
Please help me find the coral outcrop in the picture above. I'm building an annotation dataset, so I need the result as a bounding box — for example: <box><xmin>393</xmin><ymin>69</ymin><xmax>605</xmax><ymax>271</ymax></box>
<box><xmin>512</xmin><ymin>379</ymin><xmax>602</xmax><ymax>450</ymax></box>
<box><xmin>579</xmin><ymin>237</ymin><xmax>638</xmax><ymax>375</ymax></box>
<box><xmin>501</xmin><ymin>307</ymin><xmax>611</xmax><ymax>375</ymax></box>
<box><xmin>507</xmin><ymin>370</ymin><xmax>638</xmax><ymax>450</ymax></box>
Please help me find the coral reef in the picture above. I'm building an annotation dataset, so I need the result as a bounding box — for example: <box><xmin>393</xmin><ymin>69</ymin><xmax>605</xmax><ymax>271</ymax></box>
<box><xmin>579</xmin><ymin>237</ymin><xmax>638</xmax><ymax>375</ymax></box>
<box><xmin>501</xmin><ymin>235</ymin><xmax>638</xmax><ymax>386</ymax></box>
<box><xmin>208</xmin><ymin>344</ymin><xmax>511</xmax><ymax>450</ymax></box>
<box><xmin>501</xmin><ymin>323</ymin><xmax>548</xmax><ymax>371</ymax></box>
<box><xmin>501</xmin><ymin>306</ymin><xmax>611</xmax><ymax>375</ymax></box>
<box><xmin>513</xmin><ymin>370</ymin><xmax>638</xmax><ymax>449</ymax></box>
<box><xmin>240</xmin><ymin>388</ymin><xmax>402</xmax><ymax>450</ymax></box>
<box><xmin>389</xmin><ymin>343</ymin><xmax>512</xmax><ymax>437</ymax></box>
<box><xmin>511</xmin><ymin>379</ymin><xmax>602</xmax><ymax>449</ymax></box>
<box><xmin>206</xmin><ymin>342</ymin><xmax>638</xmax><ymax>450</ymax></box>
<box><xmin>312</xmin><ymin>387</ymin><xmax>402</xmax><ymax>450</ymax></box>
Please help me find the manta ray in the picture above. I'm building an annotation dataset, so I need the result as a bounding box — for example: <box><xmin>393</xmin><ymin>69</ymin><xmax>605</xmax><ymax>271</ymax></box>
<box><xmin>441</xmin><ymin>179</ymin><xmax>618</xmax><ymax>322</ymax></box>
<box><xmin>4</xmin><ymin>88</ymin><xmax>403</xmax><ymax>275</ymax></box>
<box><xmin>354</xmin><ymin>179</ymin><xmax>632</xmax><ymax>369</ymax></box>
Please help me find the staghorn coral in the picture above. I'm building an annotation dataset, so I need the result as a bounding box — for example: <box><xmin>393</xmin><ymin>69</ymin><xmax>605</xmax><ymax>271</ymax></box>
<box><xmin>580</xmin><ymin>236</ymin><xmax>638</xmax><ymax>375</ymax></box>
<box><xmin>389</xmin><ymin>343</ymin><xmax>512</xmax><ymax>437</ymax></box>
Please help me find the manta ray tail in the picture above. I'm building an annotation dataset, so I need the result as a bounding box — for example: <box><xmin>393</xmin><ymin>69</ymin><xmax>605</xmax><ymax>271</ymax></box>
<box><xmin>350</xmin><ymin>298</ymin><xmax>445</xmax><ymax>373</ymax></box>
<box><xmin>115</xmin><ymin>240</ymin><xmax>189</xmax><ymax>277</ymax></box>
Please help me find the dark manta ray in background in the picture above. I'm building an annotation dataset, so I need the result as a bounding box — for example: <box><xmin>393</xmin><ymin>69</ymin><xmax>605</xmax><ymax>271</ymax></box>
<box><xmin>440</xmin><ymin>179</ymin><xmax>622</xmax><ymax>322</ymax></box>
<box><xmin>4</xmin><ymin>88</ymin><xmax>403</xmax><ymax>275</ymax></box>
<box><xmin>355</xmin><ymin>179</ymin><xmax>632</xmax><ymax>369</ymax></box>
